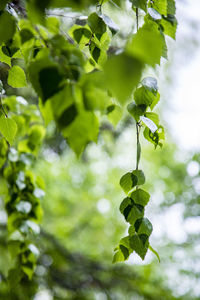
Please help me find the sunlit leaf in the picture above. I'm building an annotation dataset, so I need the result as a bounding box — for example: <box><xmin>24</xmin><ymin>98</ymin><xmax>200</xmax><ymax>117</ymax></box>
<box><xmin>8</xmin><ymin>66</ymin><xmax>27</xmax><ymax>88</ymax></box>
<box><xmin>0</xmin><ymin>116</ymin><xmax>17</xmax><ymax>145</ymax></box>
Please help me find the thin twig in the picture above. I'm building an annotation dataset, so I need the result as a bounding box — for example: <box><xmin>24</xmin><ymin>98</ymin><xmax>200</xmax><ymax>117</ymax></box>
<box><xmin>34</xmin><ymin>25</ymin><xmax>49</xmax><ymax>48</ymax></box>
<box><xmin>108</xmin><ymin>0</ymin><xmax>120</xmax><ymax>9</ymax></box>
<box><xmin>46</xmin><ymin>12</ymin><xmax>80</xmax><ymax>19</ymax></box>
<box><xmin>0</xmin><ymin>93</ymin><xmax>7</xmax><ymax>118</ymax></box>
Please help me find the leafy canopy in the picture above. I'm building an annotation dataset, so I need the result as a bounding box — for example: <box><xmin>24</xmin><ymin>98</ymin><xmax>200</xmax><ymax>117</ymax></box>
<box><xmin>0</xmin><ymin>0</ymin><xmax>177</xmax><ymax>283</ymax></box>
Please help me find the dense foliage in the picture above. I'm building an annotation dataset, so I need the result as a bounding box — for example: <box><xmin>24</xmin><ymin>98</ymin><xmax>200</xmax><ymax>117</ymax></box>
<box><xmin>0</xmin><ymin>0</ymin><xmax>181</xmax><ymax>297</ymax></box>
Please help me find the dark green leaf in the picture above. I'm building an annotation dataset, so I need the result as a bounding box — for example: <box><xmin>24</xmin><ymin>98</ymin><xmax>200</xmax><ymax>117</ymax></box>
<box><xmin>129</xmin><ymin>233</ymin><xmax>149</xmax><ymax>260</ymax></box>
<box><xmin>127</xmin><ymin>205</ymin><xmax>144</xmax><ymax>225</ymax></box>
<box><xmin>0</xmin><ymin>0</ymin><xmax>9</xmax><ymax>10</ymax></box>
<box><xmin>119</xmin><ymin>197</ymin><xmax>132</xmax><ymax>215</ymax></box>
<box><xmin>135</xmin><ymin>218</ymin><xmax>153</xmax><ymax>236</ymax></box>
<box><xmin>127</xmin><ymin>102</ymin><xmax>146</xmax><ymax>122</ymax></box>
<box><xmin>88</xmin><ymin>12</ymin><xmax>106</xmax><ymax>37</ymax></box>
<box><xmin>0</xmin><ymin>45</ymin><xmax>11</xmax><ymax>66</ymax></box>
<box><xmin>0</xmin><ymin>11</ymin><xmax>16</xmax><ymax>44</ymax></box>
<box><xmin>167</xmin><ymin>0</ymin><xmax>176</xmax><ymax>15</ymax></box>
<box><xmin>143</xmin><ymin>125</ymin><xmax>165</xmax><ymax>148</ymax></box>
<box><xmin>20</xmin><ymin>29</ymin><xmax>34</xmax><ymax>44</ymax></box>
<box><xmin>159</xmin><ymin>15</ymin><xmax>177</xmax><ymax>39</ymax></box>
<box><xmin>72</xmin><ymin>26</ymin><xmax>92</xmax><ymax>45</ymax></box>
<box><xmin>134</xmin><ymin>86</ymin><xmax>160</xmax><ymax>107</ymax></box>
<box><xmin>128</xmin><ymin>225</ymin><xmax>135</xmax><ymax>236</ymax></box>
<box><xmin>132</xmin><ymin>170</ymin><xmax>145</xmax><ymax>185</ymax></box>
<box><xmin>28</xmin><ymin>55</ymin><xmax>64</xmax><ymax>102</ymax></box>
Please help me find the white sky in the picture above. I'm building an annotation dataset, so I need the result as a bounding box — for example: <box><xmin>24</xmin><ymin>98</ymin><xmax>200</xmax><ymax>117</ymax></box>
<box><xmin>164</xmin><ymin>0</ymin><xmax>200</xmax><ymax>151</ymax></box>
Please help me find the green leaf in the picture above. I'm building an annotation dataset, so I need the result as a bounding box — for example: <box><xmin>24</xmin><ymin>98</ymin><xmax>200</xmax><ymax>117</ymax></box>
<box><xmin>28</xmin><ymin>55</ymin><xmax>64</xmax><ymax>102</ymax></box>
<box><xmin>161</xmin><ymin>32</ymin><xmax>168</xmax><ymax>59</ymax></box>
<box><xmin>167</xmin><ymin>0</ymin><xmax>176</xmax><ymax>15</ymax></box>
<box><xmin>119</xmin><ymin>197</ymin><xmax>144</xmax><ymax>225</ymax></box>
<box><xmin>128</xmin><ymin>225</ymin><xmax>135</xmax><ymax>236</ymax></box>
<box><xmin>81</xmin><ymin>71</ymin><xmax>110</xmax><ymax>112</ymax></box>
<box><xmin>88</xmin><ymin>12</ymin><xmax>106</xmax><ymax>37</ymax></box>
<box><xmin>145</xmin><ymin>112</ymin><xmax>159</xmax><ymax>126</ymax></box>
<box><xmin>127</xmin><ymin>102</ymin><xmax>146</xmax><ymax>122</ymax></box>
<box><xmin>0</xmin><ymin>11</ymin><xmax>16</xmax><ymax>44</ymax></box>
<box><xmin>131</xmin><ymin>0</ymin><xmax>147</xmax><ymax>12</ymax></box>
<box><xmin>134</xmin><ymin>86</ymin><xmax>160</xmax><ymax>107</ymax></box>
<box><xmin>0</xmin><ymin>0</ymin><xmax>9</xmax><ymax>10</ymax></box>
<box><xmin>112</xmin><ymin>249</ymin><xmax>125</xmax><ymax>263</ymax></box>
<box><xmin>28</xmin><ymin>124</ymin><xmax>46</xmax><ymax>146</ymax></box>
<box><xmin>149</xmin><ymin>245</ymin><xmax>161</xmax><ymax>262</ymax></box>
<box><xmin>107</xmin><ymin>104</ymin><xmax>123</xmax><ymax>127</ymax></box>
<box><xmin>127</xmin><ymin>21</ymin><xmax>163</xmax><ymax>66</ymax></box>
<box><xmin>151</xmin><ymin>0</ymin><xmax>167</xmax><ymax>15</ymax></box>
<box><xmin>48</xmin><ymin>83</ymin><xmax>76</xmax><ymax>126</ymax></box>
<box><xmin>120</xmin><ymin>197</ymin><xmax>132</xmax><ymax>215</ymax></box>
<box><xmin>0</xmin><ymin>116</ymin><xmax>17</xmax><ymax>145</ymax></box>
<box><xmin>140</xmin><ymin>116</ymin><xmax>158</xmax><ymax>133</ymax></box>
<box><xmin>22</xmin><ymin>265</ymin><xmax>35</xmax><ymax>280</ymax></box>
<box><xmin>70</xmin><ymin>26</ymin><xmax>92</xmax><ymax>48</ymax></box>
<box><xmin>0</xmin><ymin>45</ymin><xmax>11</xmax><ymax>66</ymax></box>
<box><xmin>46</xmin><ymin>16</ymin><xmax>60</xmax><ymax>34</ymax></box>
<box><xmin>132</xmin><ymin>170</ymin><xmax>145</xmax><ymax>185</ymax></box>
<box><xmin>127</xmin><ymin>205</ymin><xmax>144</xmax><ymax>225</ymax></box>
<box><xmin>19</xmin><ymin>28</ymin><xmax>34</xmax><ymax>44</ymax></box>
<box><xmin>104</xmin><ymin>53</ymin><xmax>143</xmax><ymax>104</ymax></box>
<box><xmin>130</xmin><ymin>189</ymin><xmax>150</xmax><ymax>206</ymax></box>
<box><xmin>129</xmin><ymin>233</ymin><xmax>149</xmax><ymax>260</ymax></box>
<box><xmin>120</xmin><ymin>172</ymin><xmax>138</xmax><ymax>194</ymax></box>
<box><xmin>143</xmin><ymin>125</ymin><xmax>165</xmax><ymax>148</ymax></box>
<box><xmin>135</xmin><ymin>218</ymin><xmax>153</xmax><ymax>236</ymax></box>
<box><xmin>8</xmin><ymin>66</ymin><xmax>27</xmax><ymax>88</ymax></box>
<box><xmin>89</xmin><ymin>41</ymin><xmax>107</xmax><ymax>65</ymax></box>
<box><xmin>63</xmin><ymin>111</ymin><xmax>99</xmax><ymax>156</ymax></box>
<box><xmin>119</xmin><ymin>236</ymin><xmax>131</xmax><ymax>257</ymax></box>
<box><xmin>159</xmin><ymin>15</ymin><xmax>177</xmax><ymax>39</ymax></box>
